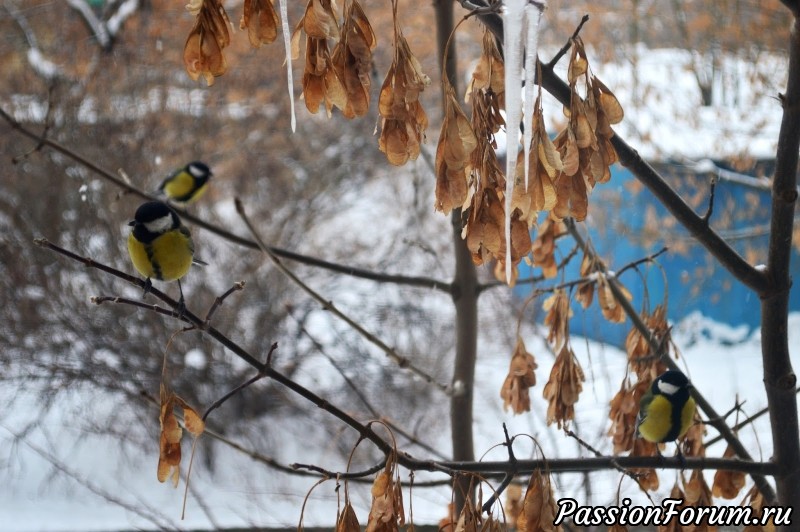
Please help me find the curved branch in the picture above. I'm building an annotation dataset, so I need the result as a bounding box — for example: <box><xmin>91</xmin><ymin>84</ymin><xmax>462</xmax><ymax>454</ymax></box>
<box><xmin>455</xmin><ymin>2</ymin><xmax>769</xmax><ymax>295</ymax></box>
<box><xmin>0</xmin><ymin>107</ymin><xmax>452</xmax><ymax>294</ymax></box>
<box><xmin>565</xmin><ymin>221</ymin><xmax>778</xmax><ymax>503</ymax></box>
<box><xmin>236</xmin><ymin>199</ymin><xmax>451</xmax><ymax>393</ymax></box>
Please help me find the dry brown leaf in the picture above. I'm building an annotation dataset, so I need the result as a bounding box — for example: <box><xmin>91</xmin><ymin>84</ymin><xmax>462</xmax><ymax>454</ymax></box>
<box><xmin>240</xmin><ymin>0</ymin><xmax>279</xmax><ymax>47</ymax></box>
<box><xmin>575</xmin><ymin>250</ymin><xmax>598</xmax><ymax>309</ymax></box>
<box><xmin>531</xmin><ymin>217</ymin><xmax>566</xmax><ymax>279</ymax></box>
<box><xmin>331</xmin><ymin>0</ymin><xmax>375</xmax><ymax>118</ymax></box>
<box><xmin>630</xmin><ymin>437</ymin><xmax>660</xmax><ymax>492</ymax></box>
<box><xmin>505</xmin><ymin>484</ymin><xmax>523</xmax><ymax>527</ymax></box>
<box><xmin>439</xmin><ymin>503</ymin><xmax>455</xmax><ymax>532</ymax></box>
<box><xmin>157</xmin><ymin>386</ymin><xmax>182</xmax><ymax>487</ymax></box>
<box><xmin>597</xmin><ymin>275</ymin><xmax>632</xmax><ymax>323</ymax></box>
<box><xmin>680</xmin><ymin>416</ymin><xmax>705</xmax><ymax>458</ymax></box>
<box><xmin>181</xmin><ymin>404</ymin><xmax>206</xmax><ymax>437</ymax></box>
<box><xmin>543</xmin><ymin>344</ymin><xmax>584</xmax><ymax>428</ymax></box>
<box><xmin>712</xmin><ymin>446</ymin><xmax>746</xmax><ymax>499</ymax></box>
<box><xmin>513</xmin><ymin>91</ymin><xmax>560</xmax><ymax>223</ymax></box>
<box><xmin>435</xmin><ymin>80</ymin><xmax>477</xmax><ymax>214</ymax></box>
<box><xmin>550</xmin><ymin>38</ymin><xmax>623</xmax><ymax>220</ymax></box>
<box><xmin>542</xmin><ymin>289</ymin><xmax>573</xmax><ymax>351</ymax></box>
<box><xmin>517</xmin><ymin>470</ymin><xmax>562</xmax><ymax>532</ymax></box>
<box><xmin>378</xmin><ymin>25</ymin><xmax>429</xmax><ymax>165</ymax></box>
<box><xmin>658</xmin><ymin>484</ymin><xmax>685</xmax><ymax>532</ymax></box>
<box><xmin>465</xmin><ymin>29</ymin><xmax>505</xmax><ymax>118</ymax></box>
<box><xmin>681</xmin><ymin>470</ymin><xmax>716</xmax><ymax>531</ymax></box>
<box><xmin>365</xmin><ymin>464</ymin><xmax>404</xmax><ymax>532</ymax></box>
<box><xmin>625</xmin><ymin>306</ymin><xmax>670</xmax><ymax>379</ymax></box>
<box><xmin>454</xmin><ymin>498</ymin><xmax>481</xmax><ymax>532</ymax></box>
<box><xmin>608</xmin><ymin>378</ymin><xmax>650</xmax><ymax>454</ymax></box>
<box><xmin>183</xmin><ymin>0</ymin><xmax>231</xmax><ymax>85</ymax></box>
<box><xmin>156</xmin><ymin>387</ymin><xmax>205</xmax><ymax>487</ymax></box>
<box><xmin>741</xmin><ymin>486</ymin><xmax>778</xmax><ymax>532</ymax></box>
<box><xmin>301</xmin><ymin>0</ymin><xmax>339</xmax><ymax>40</ymax></box>
<box><xmin>337</xmin><ymin>501</ymin><xmax>360</xmax><ymax>532</ymax></box>
<box><xmin>500</xmin><ymin>336</ymin><xmax>538</xmax><ymax>414</ymax></box>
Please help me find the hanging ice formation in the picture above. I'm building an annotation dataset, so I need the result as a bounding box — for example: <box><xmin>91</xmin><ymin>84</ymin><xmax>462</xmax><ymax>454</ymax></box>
<box><xmin>503</xmin><ymin>0</ymin><xmax>545</xmax><ymax>283</ymax></box>
<box><xmin>279</xmin><ymin>0</ymin><xmax>296</xmax><ymax>132</ymax></box>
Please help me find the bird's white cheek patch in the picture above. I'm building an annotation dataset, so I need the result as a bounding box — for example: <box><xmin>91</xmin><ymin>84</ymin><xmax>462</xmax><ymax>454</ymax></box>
<box><xmin>144</xmin><ymin>215</ymin><xmax>173</xmax><ymax>234</ymax></box>
<box><xmin>188</xmin><ymin>164</ymin><xmax>204</xmax><ymax>178</ymax></box>
<box><xmin>657</xmin><ymin>381</ymin><xmax>680</xmax><ymax>395</ymax></box>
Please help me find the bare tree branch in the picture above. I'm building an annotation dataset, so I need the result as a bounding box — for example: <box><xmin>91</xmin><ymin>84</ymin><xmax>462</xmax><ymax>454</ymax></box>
<box><xmin>760</xmin><ymin>12</ymin><xmax>800</xmax><ymax>511</ymax></box>
<box><xmin>457</xmin><ymin>1</ymin><xmax>769</xmax><ymax>294</ymax></box>
<box><xmin>235</xmin><ymin>199</ymin><xmax>451</xmax><ymax>394</ymax></box>
<box><xmin>565</xmin><ymin>220</ymin><xmax>778</xmax><ymax>503</ymax></box>
<box><xmin>0</xmin><ymin>107</ymin><xmax>453</xmax><ymax>294</ymax></box>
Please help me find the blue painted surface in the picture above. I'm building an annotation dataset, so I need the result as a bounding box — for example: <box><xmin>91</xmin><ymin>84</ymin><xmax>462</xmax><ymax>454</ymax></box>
<box><xmin>515</xmin><ymin>162</ymin><xmax>800</xmax><ymax>347</ymax></box>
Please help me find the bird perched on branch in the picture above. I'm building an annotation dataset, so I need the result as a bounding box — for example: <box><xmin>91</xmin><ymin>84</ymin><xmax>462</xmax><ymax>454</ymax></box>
<box><xmin>127</xmin><ymin>201</ymin><xmax>204</xmax><ymax>310</ymax></box>
<box><xmin>637</xmin><ymin>370</ymin><xmax>696</xmax><ymax>446</ymax></box>
<box><xmin>158</xmin><ymin>161</ymin><xmax>212</xmax><ymax>204</ymax></box>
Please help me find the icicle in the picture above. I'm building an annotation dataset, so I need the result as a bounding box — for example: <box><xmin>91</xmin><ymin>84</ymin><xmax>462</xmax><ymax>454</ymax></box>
<box><xmin>279</xmin><ymin>0</ymin><xmax>296</xmax><ymax>132</ymax></box>
<box><xmin>503</xmin><ymin>0</ymin><xmax>525</xmax><ymax>284</ymax></box>
<box><xmin>522</xmin><ymin>2</ymin><xmax>543</xmax><ymax>191</ymax></box>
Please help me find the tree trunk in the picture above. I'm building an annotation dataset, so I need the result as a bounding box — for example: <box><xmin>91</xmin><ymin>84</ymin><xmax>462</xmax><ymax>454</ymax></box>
<box><xmin>762</xmin><ymin>13</ymin><xmax>800</xmax><ymax>522</ymax></box>
<box><xmin>434</xmin><ymin>0</ymin><xmax>479</xmax><ymax>515</ymax></box>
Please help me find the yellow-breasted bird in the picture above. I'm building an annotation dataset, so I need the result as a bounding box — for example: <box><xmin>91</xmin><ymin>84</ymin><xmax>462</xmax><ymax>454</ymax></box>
<box><xmin>158</xmin><ymin>161</ymin><xmax>212</xmax><ymax>203</ymax></box>
<box><xmin>637</xmin><ymin>370</ymin><xmax>696</xmax><ymax>445</ymax></box>
<box><xmin>127</xmin><ymin>201</ymin><xmax>201</xmax><ymax>308</ymax></box>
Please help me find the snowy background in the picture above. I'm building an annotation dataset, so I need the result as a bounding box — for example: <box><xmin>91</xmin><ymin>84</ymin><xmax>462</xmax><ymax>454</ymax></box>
<box><xmin>0</xmin><ymin>10</ymin><xmax>796</xmax><ymax>530</ymax></box>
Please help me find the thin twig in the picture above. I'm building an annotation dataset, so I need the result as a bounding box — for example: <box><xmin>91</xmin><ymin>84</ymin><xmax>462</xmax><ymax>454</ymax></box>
<box><xmin>704</xmin><ymin>386</ymin><xmax>800</xmax><ymax>448</ymax></box>
<box><xmin>564</xmin><ymin>220</ymin><xmax>777</xmax><ymax>503</ymax></box>
<box><xmin>702</xmin><ymin>176</ymin><xmax>718</xmax><ymax>224</ymax></box>
<box><xmin>481</xmin><ymin>424</ymin><xmax>516</xmax><ymax>514</ymax></box>
<box><xmin>499</xmin><ymin>244</ymin><xmax>668</xmax><ymax>299</ymax></box>
<box><xmin>1</xmin><ymin>109</ymin><xmax>452</xmax><ymax>293</ymax></box>
<box><xmin>291</xmin><ymin>461</ymin><xmax>386</xmax><ymax>480</ymax></box>
<box><xmin>92</xmin><ymin>296</ymin><xmax>189</xmax><ymax>322</ymax></box>
<box><xmin>478</xmin><ymin>241</ymin><xmax>580</xmax><ymax>293</ymax></box>
<box><xmin>563</xmin><ymin>428</ymin><xmax>656</xmax><ymax>505</ymax></box>
<box><xmin>34</xmin><ymin>238</ymin><xmax>405</xmax><ymax>463</ymax></box>
<box><xmin>235</xmin><ymin>198</ymin><xmax>451</xmax><ymax>394</ymax></box>
<box><xmin>204</xmin><ymin>281</ymin><xmax>246</xmax><ymax>326</ymax></box>
<box><xmin>201</xmin><ymin>343</ymin><xmax>277</xmax><ymax>422</ymax></box>
<box><xmin>546</xmin><ymin>14</ymin><xmax>590</xmax><ymax>69</ymax></box>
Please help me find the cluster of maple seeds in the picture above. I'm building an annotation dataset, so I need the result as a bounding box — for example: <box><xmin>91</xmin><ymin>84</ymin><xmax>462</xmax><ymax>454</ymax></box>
<box><xmin>182</xmin><ymin>0</ymin><xmax>429</xmax><ymax>167</ymax></box>
<box><xmin>501</xmin><ymin>240</ymin><xmax>638</xmax><ymax>417</ymax></box>
<box><xmin>436</xmin><ymin>32</ymin><xmax>624</xmax><ymax>283</ymax></box>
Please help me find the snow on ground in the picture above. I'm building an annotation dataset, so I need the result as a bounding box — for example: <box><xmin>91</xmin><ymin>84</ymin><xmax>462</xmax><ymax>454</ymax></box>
<box><xmin>1</xmin><ymin>36</ymin><xmax>793</xmax><ymax>531</ymax></box>
<box><xmin>2</xmin><ymin>310</ymin><xmax>798</xmax><ymax>531</ymax></box>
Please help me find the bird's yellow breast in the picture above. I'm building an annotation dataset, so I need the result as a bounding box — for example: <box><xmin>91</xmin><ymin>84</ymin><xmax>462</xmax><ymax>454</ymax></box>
<box><xmin>639</xmin><ymin>394</ymin><xmax>696</xmax><ymax>443</ymax></box>
<box><xmin>638</xmin><ymin>395</ymin><xmax>674</xmax><ymax>443</ymax></box>
<box><xmin>127</xmin><ymin>229</ymin><xmax>193</xmax><ymax>282</ymax></box>
<box><xmin>163</xmin><ymin>172</ymin><xmax>207</xmax><ymax>203</ymax></box>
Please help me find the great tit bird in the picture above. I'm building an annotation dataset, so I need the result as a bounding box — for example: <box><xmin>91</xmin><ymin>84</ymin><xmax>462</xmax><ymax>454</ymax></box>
<box><xmin>158</xmin><ymin>161</ymin><xmax>212</xmax><ymax>203</ymax></box>
<box><xmin>637</xmin><ymin>370</ymin><xmax>696</xmax><ymax>445</ymax></box>
<box><xmin>127</xmin><ymin>201</ymin><xmax>200</xmax><ymax>308</ymax></box>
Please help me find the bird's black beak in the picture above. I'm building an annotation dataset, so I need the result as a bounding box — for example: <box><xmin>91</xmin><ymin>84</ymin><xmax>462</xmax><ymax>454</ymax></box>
<box><xmin>128</xmin><ymin>220</ymin><xmax>136</xmax><ymax>226</ymax></box>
